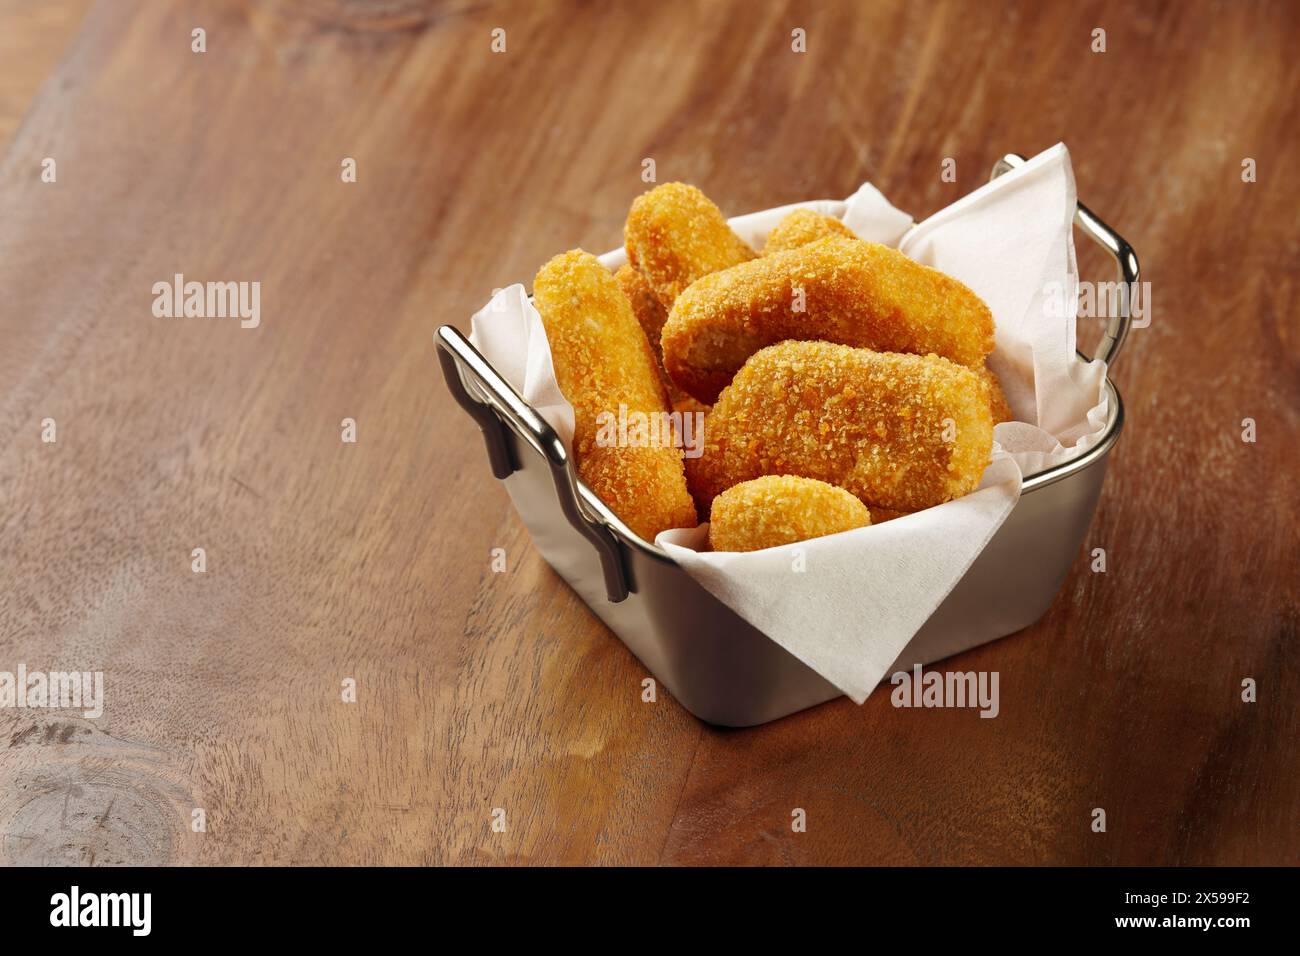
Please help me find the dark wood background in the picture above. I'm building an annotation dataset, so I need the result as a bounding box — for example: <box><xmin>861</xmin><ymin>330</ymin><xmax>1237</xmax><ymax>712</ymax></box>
<box><xmin>0</xmin><ymin>0</ymin><xmax>1295</xmax><ymax>865</ymax></box>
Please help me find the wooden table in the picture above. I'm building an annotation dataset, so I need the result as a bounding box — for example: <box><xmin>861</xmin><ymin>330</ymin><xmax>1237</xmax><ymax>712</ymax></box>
<box><xmin>1</xmin><ymin>0</ymin><xmax>1295</xmax><ymax>866</ymax></box>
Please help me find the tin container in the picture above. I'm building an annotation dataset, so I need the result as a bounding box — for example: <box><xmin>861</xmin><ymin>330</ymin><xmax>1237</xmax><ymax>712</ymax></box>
<box><xmin>435</xmin><ymin>154</ymin><xmax>1140</xmax><ymax>726</ymax></box>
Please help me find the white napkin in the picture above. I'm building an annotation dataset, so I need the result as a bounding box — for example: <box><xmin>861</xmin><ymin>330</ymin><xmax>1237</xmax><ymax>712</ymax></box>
<box><xmin>469</xmin><ymin>143</ymin><xmax>1108</xmax><ymax>704</ymax></box>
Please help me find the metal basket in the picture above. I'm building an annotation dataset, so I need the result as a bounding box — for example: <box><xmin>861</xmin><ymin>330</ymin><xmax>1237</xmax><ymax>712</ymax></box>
<box><xmin>435</xmin><ymin>154</ymin><xmax>1139</xmax><ymax>726</ymax></box>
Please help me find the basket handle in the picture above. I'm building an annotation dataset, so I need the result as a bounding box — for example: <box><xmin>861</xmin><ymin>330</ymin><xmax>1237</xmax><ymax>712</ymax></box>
<box><xmin>435</xmin><ymin>325</ymin><xmax>631</xmax><ymax>603</ymax></box>
<box><xmin>990</xmin><ymin>153</ymin><xmax>1141</xmax><ymax>367</ymax></box>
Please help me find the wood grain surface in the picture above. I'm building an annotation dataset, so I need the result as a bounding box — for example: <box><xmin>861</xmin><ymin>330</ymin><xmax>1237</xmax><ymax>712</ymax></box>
<box><xmin>0</xmin><ymin>0</ymin><xmax>1296</xmax><ymax>866</ymax></box>
<box><xmin>0</xmin><ymin>0</ymin><xmax>95</xmax><ymax>149</ymax></box>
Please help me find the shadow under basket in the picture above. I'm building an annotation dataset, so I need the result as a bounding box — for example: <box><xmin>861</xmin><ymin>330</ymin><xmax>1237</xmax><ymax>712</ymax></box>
<box><xmin>435</xmin><ymin>153</ymin><xmax>1140</xmax><ymax>726</ymax></box>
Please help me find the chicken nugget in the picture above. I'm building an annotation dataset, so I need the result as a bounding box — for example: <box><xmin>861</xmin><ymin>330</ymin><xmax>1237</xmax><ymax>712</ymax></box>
<box><xmin>534</xmin><ymin>250</ymin><xmax>697</xmax><ymax>539</ymax></box>
<box><xmin>615</xmin><ymin>263</ymin><xmax>700</xmax><ymax>410</ymax></box>
<box><xmin>672</xmin><ymin>394</ymin><xmax>710</xmax><ymax>417</ymax></box>
<box><xmin>708</xmin><ymin>475</ymin><xmax>871</xmax><ymax>552</ymax></box>
<box><xmin>615</xmin><ymin>264</ymin><xmax>668</xmax><ymax>354</ymax></box>
<box><xmin>763</xmin><ymin>208</ymin><xmax>858</xmax><ymax>255</ymax></box>
<box><xmin>867</xmin><ymin>506</ymin><xmax>911</xmax><ymax>524</ymax></box>
<box><xmin>977</xmin><ymin>364</ymin><xmax>1013</xmax><ymax>424</ymax></box>
<box><xmin>685</xmin><ymin>341</ymin><xmax>993</xmax><ymax>513</ymax></box>
<box><xmin>615</xmin><ymin>263</ymin><xmax>713</xmax><ymax>419</ymax></box>
<box><xmin>624</xmin><ymin>182</ymin><xmax>755</xmax><ymax>310</ymax></box>
<box><xmin>663</xmin><ymin>235</ymin><xmax>995</xmax><ymax>403</ymax></box>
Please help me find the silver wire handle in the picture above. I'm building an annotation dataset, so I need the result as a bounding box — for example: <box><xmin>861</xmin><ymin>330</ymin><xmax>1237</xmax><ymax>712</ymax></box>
<box><xmin>991</xmin><ymin>153</ymin><xmax>1140</xmax><ymax>367</ymax></box>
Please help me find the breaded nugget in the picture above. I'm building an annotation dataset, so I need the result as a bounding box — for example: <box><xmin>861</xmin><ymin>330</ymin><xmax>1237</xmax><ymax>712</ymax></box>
<box><xmin>534</xmin><ymin>250</ymin><xmax>697</xmax><ymax>539</ymax></box>
<box><xmin>615</xmin><ymin>263</ymin><xmax>713</xmax><ymax>417</ymax></box>
<box><xmin>672</xmin><ymin>394</ymin><xmax>710</xmax><ymax>417</ymax></box>
<box><xmin>685</xmin><ymin>341</ymin><xmax>993</xmax><ymax>513</ymax></box>
<box><xmin>763</xmin><ymin>208</ymin><xmax>858</xmax><ymax>255</ymax></box>
<box><xmin>977</xmin><ymin>364</ymin><xmax>1013</xmax><ymax>424</ymax></box>
<box><xmin>708</xmin><ymin>475</ymin><xmax>871</xmax><ymax>552</ymax></box>
<box><xmin>867</xmin><ymin>506</ymin><xmax>911</xmax><ymax>524</ymax></box>
<box><xmin>662</xmin><ymin>235</ymin><xmax>995</xmax><ymax>403</ymax></box>
<box><xmin>615</xmin><ymin>263</ymin><xmax>700</xmax><ymax>410</ymax></box>
<box><xmin>624</xmin><ymin>182</ymin><xmax>755</xmax><ymax>309</ymax></box>
<box><xmin>615</xmin><ymin>264</ymin><xmax>668</xmax><ymax>356</ymax></box>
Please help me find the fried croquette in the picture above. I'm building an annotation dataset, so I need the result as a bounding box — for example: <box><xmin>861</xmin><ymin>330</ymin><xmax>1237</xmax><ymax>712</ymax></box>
<box><xmin>977</xmin><ymin>364</ymin><xmax>1013</xmax><ymax>425</ymax></box>
<box><xmin>708</xmin><ymin>475</ymin><xmax>871</xmax><ymax>552</ymax></box>
<box><xmin>662</xmin><ymin>235</ymin><xmax>995</xmax><ymax>403</ymax></box>
<box><xmin>763</xmin><ymin>208</ymin><xmax>858</xmax><ymax>255</ymax></box>
<box><xmin>867</xmin><ymin>506</ymin><xmax>911</xmax><ymax>524</ymax></box>
<box><xmin>685</xmin><ymin>341</ymin><xmax>994</xmax><ymax>513</ymax></box>
<box><xmin>672</xmin><ymin>394</ymin><xmax>710</xmax><ymax>417</ymax></box>
<box><xmin>624</xmin><ymin>182</ymin><xmax>755</xmax><ymax>309</ymax></box>
<box><xmin>533</xmin><ymin>250</ymin><xmax>697</xmax><ymax>539</ymax></box>
<box><xmin>615</xmin><ymin>263</ymin><xmax>703</xmax><ymax>412</ymax></box>
<box><xmin>615</xmin><ymin>264</ymin><xmax>668</xmax><ymax>357</ymax></box>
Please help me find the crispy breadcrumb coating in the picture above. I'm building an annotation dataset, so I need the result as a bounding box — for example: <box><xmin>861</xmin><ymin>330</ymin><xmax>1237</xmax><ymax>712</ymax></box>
<box><xmin>708</xmin><ymin>475</ymin><xmax>871</xmax><ymax>552</ymax></box>
<box><xmin>977</xmin><ymin>364</ymin><xmax>1013</xmax><ymax>424</ymax></box>
<box><xmin>534</xmin><ymin>250</ymin><xmax>698</xmax><ymax>539</ymax></box>
<box><xmin>685</xmin><ymin>341</ymin><xmax>993</xmax><ymax>513</ymax></box>
<box><xmin>615</xmin><ymin>263</ymin><xmax>705</xmax><ymax>413</ymax></box>
<box><xmin>624</xmin><ymin>182</ymin><xmax>755</xmax><ymax>309</ymax></box>
<box><xmin>662</xmin><ymin>235</ymin><xmax>995</xmax><ymax>403</ymax></box>
<box><xmin>763</xmin><ymin>208</ymin><xmax>858</xmax><ymax>255</ymax></box>
<box><xmin>615</xmin><ymin>264</ymin><xmax>668</xmax><ymax>355</ymax></box>
<box><xmin>672</xmin><ymin>394</ymin><xmax>710</xmax><ymax>417</ymax></box>
<box><xmin>867</xmin><ymin>506</ymin><xmax>910</xmax><ymax>524</ymax></box>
